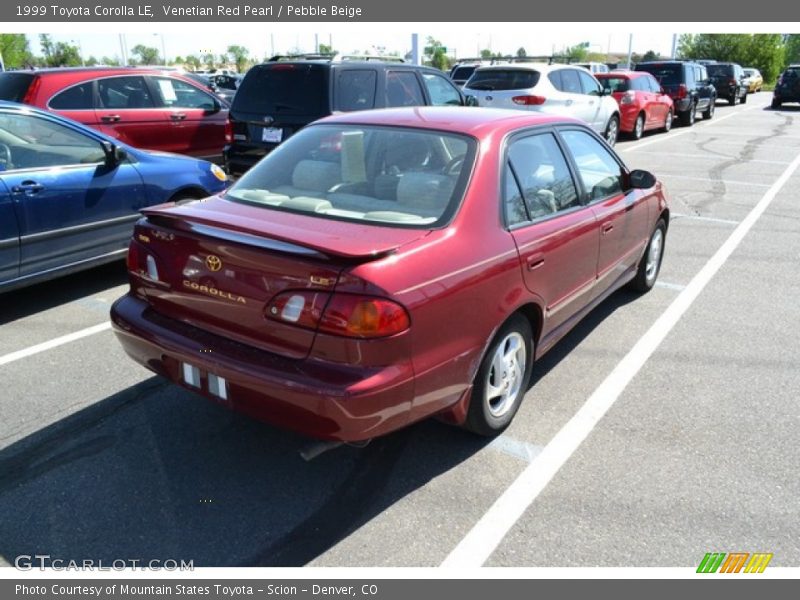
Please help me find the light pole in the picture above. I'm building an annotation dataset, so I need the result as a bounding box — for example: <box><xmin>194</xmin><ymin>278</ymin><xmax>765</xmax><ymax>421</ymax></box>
<box><xmin>155</xmin><ymin>33</ymin><xmax>167</xmax><ymax>65</ymax></box>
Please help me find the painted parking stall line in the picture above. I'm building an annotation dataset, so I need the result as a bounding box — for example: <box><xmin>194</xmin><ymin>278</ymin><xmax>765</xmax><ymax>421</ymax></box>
<box><xmin>0</xmin><ymin>322</ymin><xmax>111</xmax><ymax>367</ymax></box>
<box><xmin>441</xmin><ymin>148</ymin><xmax>800</xmax><ymax>569</ymax></box>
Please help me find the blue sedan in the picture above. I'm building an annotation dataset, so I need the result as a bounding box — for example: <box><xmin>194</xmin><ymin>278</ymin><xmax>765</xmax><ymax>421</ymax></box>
<box><xmin>0</xmin><ymin>101</ymin><xmax>228</xmax><ymax>292</ymax></box>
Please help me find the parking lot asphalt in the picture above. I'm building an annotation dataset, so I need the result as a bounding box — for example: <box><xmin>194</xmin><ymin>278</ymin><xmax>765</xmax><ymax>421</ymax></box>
<box><xmin>1</xmin><ymin>93</ymin><xmax>798</xmax><ymax>568</ymax></box>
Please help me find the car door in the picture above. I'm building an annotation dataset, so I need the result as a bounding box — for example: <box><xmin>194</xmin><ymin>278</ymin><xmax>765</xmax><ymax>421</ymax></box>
<box><xmin>383</xmin><ymin>70</ymin><xmax>426</xmax><ymax>107</ymax></box>
<box><xmin>46</xmin><ymin>80</ymin><xmax>99</xmax><ymax>130</ymax></box>
<box><xmin>644</xmin><ymin>75</ymin><xmax>666</xmax><ymax>125</ymax></box>
<box><xmin>577</xmin><ymin>69</ymin><xmax>606</xmax><ymax>131</ymax></box>
<box><xmin>547</xmin><ymin>69</ymin><xmax>595</xmax><ymax>126</ymax></box>
<box><xmin>0</xmin><ymin>109</ymin><xmax>147</xmax><ymax>276</ymax></box>
<box><xmin>420</xmin><ymin>71</ymin><xmax>464</xmax><ymax>106</ymax></box>
<box><xmin>558</xmin><ymin>127</ymin><xmax>651</xmax><ymax>294</ymax></box>
<box><xmin>504</xmin><ymin>131</ymin><xmax>600</xmax><ymax>338</ymax></box>
<box><xmin>95</xmin><ymin>75</ymin><xmax>168</xmax><ymax>150</ymax></box>
<box><xmin>0</xmin><ymin>178</ymin><xmax>20</xmax><ymax>283</ymax></box>
<box><xmin>147</xmin><ymin>74</ymin><xmax>227</xmax><ymax>161</ymax></box>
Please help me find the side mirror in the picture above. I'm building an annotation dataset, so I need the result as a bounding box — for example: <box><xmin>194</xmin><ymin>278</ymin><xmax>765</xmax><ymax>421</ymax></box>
<box><xmin>101</xmin><ymin>141</ymin><xmax>127</xmax><ymax>168</ymax></box>
<box><xmin>464</xmin><ymin>95</ymin><xmax>479</xmax><ymax>107</ymax></box>
<box><xmin>629</xmin><ymin>169</ymin><xmax>656</xmax><ymax>189</ymax></box>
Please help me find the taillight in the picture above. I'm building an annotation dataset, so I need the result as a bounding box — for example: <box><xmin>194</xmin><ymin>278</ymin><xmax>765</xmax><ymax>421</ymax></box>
<box><xmin>126</xmin><ymin>239</ymin><xmax>141</xmax><ymax>272</ymax></box>
<box><xmin>512</xmin><ymin>95</ymin><xmax>546</xmax><ymax>106</ymax></box>
<box><xmin>127</xmin><ymin>238</ymin><xmax>159</xmax><ymax>281</ymax></box>
<box><xmin>22</xmin><ymin>76</ymin><xmax>41</xmax><ymax>105</ymax></box>
<box><xmin>320</xmin><ymin>295</ymin><xmax>410</xmax><ymax>338</ymax></box>
<box><xmin>224</xmin><ymin>118</ymin><xmax>232</xmax><ymax>144</ymax></box>
<box><xmin>729</xmin><ymin>78</ymin><xmax>737</xmax><ymax>86</ymax></box>
<box><xmin>620</xmin><ymin>91</ymin><xmax>636</xmax><ymax>105</ymax></box>
<box><xmin>266</xmin><ymin>291</ymin><xmax>331</xmax><ymax>330</ymax></box>
<box><xmin>677</xmin><ymin>84</ymin><xmax>688</xmax><ymax>99</ymax></box>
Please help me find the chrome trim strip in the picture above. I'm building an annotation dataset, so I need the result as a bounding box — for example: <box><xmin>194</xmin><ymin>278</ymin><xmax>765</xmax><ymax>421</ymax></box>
<box><xmin>20</xmin><ymin>214</ymin><xmax>139</xmax><ymax>244</ymax></box>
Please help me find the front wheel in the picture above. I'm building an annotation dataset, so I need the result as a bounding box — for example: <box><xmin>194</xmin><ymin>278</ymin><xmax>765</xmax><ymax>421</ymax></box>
<box><xmin>464</xmin><ymin>315</ymin><xmax>533</xmax><ymax>436</ymax></box>
<box><xmin>604</xmin><ymin>115</ymin><xmax>619</xmax><ymax>147</ymax></box>
<box><xmin>631</xmin><ymin>113</ymin><xmax>645</xmax><ymax>140</ymax></box>
<box><xmin>679</xmin><ymin>102</ymin><xmax>696</xmax><ymax>126</ymax></box>
<box><xmin>629</xmin><ymin>218</ymin><xmax>667</xmax><ymax>293</ymax></box>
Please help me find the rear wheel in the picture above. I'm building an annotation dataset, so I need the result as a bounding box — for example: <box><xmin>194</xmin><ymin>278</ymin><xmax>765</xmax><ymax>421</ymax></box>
<box><xmin>629</xmin><ymin>218</ymin><xmax>667</xmax><ymax>293</ymax></box>
<box><xmin>741</xmin><ymin>91</ymin><xmax>748</xmax><ymax>104</ymax></box>
<box><xmin>631</xmin><ymin>113</ymin><xmax>645</xmax><ymax>140</ymax></box>
<box><xmin>771</xmin><ymin>98</ymin><xmax>782</xmax><ymax>109</ymax></box>
<box><xmin>464</xmin><ymin>315</ymin><xmax>533</xmax><ymax>436</ymax></box>
<box><xmin>663</xmin><ymin>109</ymin><xmax>673</xmax><ymax>132</ymax></box>
<box><xmin>679</xmin><ymin>102</ymin><xmax>696</xmax><ymax>126</ymax></box>
<box><xmin>702</xmin><ymin>98</ymin><xmax>715</xmax><ymax>120</ymax></box>
<box><xmin>604</xmin><ymin>115</ymin><xmax>619</xmax><ymax>147</ymax></box>
<box><xmin>729</xmin><ymin>91</ymin><xmax>738</xmax><ymax>105</ymax></box>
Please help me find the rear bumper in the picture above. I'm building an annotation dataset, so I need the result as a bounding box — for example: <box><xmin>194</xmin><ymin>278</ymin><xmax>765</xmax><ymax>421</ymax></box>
<box><xmin>110</xmin><ymin>294</ymin><xmax>416</xmax><ymax>441</ymax></box>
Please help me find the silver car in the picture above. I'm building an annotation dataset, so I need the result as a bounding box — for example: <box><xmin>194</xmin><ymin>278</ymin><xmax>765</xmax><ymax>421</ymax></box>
<box><xmin>463</xmin><ymin>63</ymin><xmax>621</xmax><ymax>145</ymax></box>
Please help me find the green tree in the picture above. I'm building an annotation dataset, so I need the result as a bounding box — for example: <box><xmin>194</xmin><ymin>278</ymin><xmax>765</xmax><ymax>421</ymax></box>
<box><xmin>185</xmin><ymin>54</ymin><xmax>202</xmax><ymax>71</ymax></box>
<box><xmin>562</xmin><ymin>43</ymin><xmax>589</xmax><ymax>62</ymax></box>
<box><xmin>642</xmin><ymin>49</ymin><xmax>659</xmax><ymax>62</ymax></box>
<box><xmin>319</xmin><ymin>43</ymin><xmax>335</xmax><ymax>56</ymax></box>
<box><xmin>85</xmin><ymin>55</ymin><xmax>98</xmax><ymax>66</ymax></box>
<box><xmin>227</xmin><ymin>45</ymin><xmax>249</xmax><ymax>73</ymax></box>
<box><xmin>41</xmin><ymin>39</ymin><xmax>81</xmax><ymax>67</ymax></box>
<box><xmin>678</xmin><ymin>34</ymin><xmax>785</xmax><ymax>83</ymax></box>
<box><xmin>425</xmin><ymin>36</ymin><xmax>450</xmax><ymax>71</ymax></box>
<box><xmin>203</xmin><ymin>52</ymin><xmax>215</xmax><ymax>69</ymax></box>
<box><xmin>131</xmin><ymin>44</ymin><xmax>160</xmax><ymax>65</ymax></box>
<box><xmin>786</xmin><ymin>35</ymin><xmax>800</xmax><ymax>65</ymax></box>
<box><xmin>99</xmin><ymin>55</ymin><xmax>120</xmax><ymax>66</ymax></box>
<box><xmin>0</xmin><ymin>34</ymin><xmax>34</xmax><ymax>68</ymax></box>
<box><xmin>516</xmin><ymin>47</ymin><xmax>527</xmax><ymax>58</ymax></box>
<box><xmin>39</xmin><ymin>34</ymin><xmax>55</xmax><ymax>63</ymax></box>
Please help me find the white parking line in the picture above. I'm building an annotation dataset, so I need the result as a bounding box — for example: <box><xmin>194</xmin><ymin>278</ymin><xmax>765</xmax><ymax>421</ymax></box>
<box><xmin>632</xmin><ymin>150</ymin><xmax>790</xmax><ymax>166</ymax></box>
<box><xmin>661</xmin><ymin>174</ymin><xmax>771</xmax><ymax>188</ymax></box>
<box><xmin>654</xmin><ymin>281</ymin><xmax>686</xmax><ymax>292</ymax></box>
<box><xmin>441</xmin><ymin>147</ymin><xmax>800</xmax><ymax>568</ymax></box>
<box><xmin>0</xmin><ymin>322</ymin><xmax>112</xmax><ymax>367</ymax></box>
<box><xmin>673</xmin><ymin>213</ymin><xmax>740</xmax><ymax>226</ymax></box>
<box><xmin>489</xmin><ymin>435</ymin><xmax>544</xmax><ymax>463</ymax></box>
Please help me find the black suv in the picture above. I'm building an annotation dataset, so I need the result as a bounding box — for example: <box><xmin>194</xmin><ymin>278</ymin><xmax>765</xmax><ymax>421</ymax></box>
<box><xmin>772</xmin><ymin>65</ymin><xmax>800</xmax><ymax>108</ymax></box>
<box><xmin>224</xmin><ymin>55</ymin><xmax>471</xmax><ymax>175</ymax></box>
<box><xmin>634</xmin><ymin>61</ymin><xmax>716</xmax><ymax>126</ymax></box>
<box><xmin>706</xmin><ymin>62</ymin><xmax>748</xmax><ymax>105</ymax></box>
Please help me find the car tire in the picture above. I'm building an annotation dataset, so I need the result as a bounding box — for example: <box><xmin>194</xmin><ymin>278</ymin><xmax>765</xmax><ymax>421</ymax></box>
<box><xmin>729</xmin><ymin>92</ymin><xmax>737</xmax><ymax>105</ymax></box>
<box><xmin>663</xmin><ymin>109</ymin><xmax>673</xmax><ymax>132</ymax></box>
<box><xmin>741</xmin><ymin>91</ymin><xmax>748</xmax><ymax>104</ymax></box>
<box><xmin>464</xmin><ymin>314</ymin><xmax>533</xmax><ymax>437</ymax></box>
<box><xmin>771</xmin><ymin>98</ymin><xmax>782</xmax><ymax>109</ymax></box>
<box><xmin>604</xmin><ymin>115</ymin><xmax>619</xmax><ymax>147</ymax></box>
<box><xmin>702</xmin><ymin>98</ymin><xmax>715</xmax><ymax>120</ymax></box>
<box><xmin>679</xmin><ymin>102</ymin><xmax>696</xmax><ymax>126</ymax></box>
<box><xmin>631</xmin><ymin>113</ymin><xmax>645</xmax><ymax>140</ymax></box>
<box><xmin>629</xmin><ymin>218</ymin><xmax>667</xmax><ymax>293</ymax></box>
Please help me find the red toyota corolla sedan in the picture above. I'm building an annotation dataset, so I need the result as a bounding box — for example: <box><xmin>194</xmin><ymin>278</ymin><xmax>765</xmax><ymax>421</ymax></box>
<box><xmin>596</xmin><ymin>71</ymin><xmax>674</xmax><ymax>140</ymax></box>
<box><xmin>111</xmin><ymin>107</ymin><xmax>669</xmax><ymax>441</ymax></box>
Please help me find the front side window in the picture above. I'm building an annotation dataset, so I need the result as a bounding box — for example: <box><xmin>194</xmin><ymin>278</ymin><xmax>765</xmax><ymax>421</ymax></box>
<box><xmin>507</xmin><ymin>133</ymin><xmax>579</xmax><ymax>220</ymax></box>
<box><xmin>558</xmin><ymin>69</ymin><xmax>582</xmax><ymax>94</ymax></box>
<box><xmin>153</xmin><ymin>77</ymin><xmax>217</xmax><ymax>110</ymax></box>
<box><xmin>577</xmin><ymin>70</ymin><xmax>602</xmax><ymax>96</ymax></box>
<box><xmin>422</xmin><ymin>73</ymin><xmax>462</xmax><ymax>106</ymax></box>
<box><xmin>226</xmin><ymin>124</ymin><xmax>476</xmax><ymax>227</ymax></box>
<box><xmin>49</xmin><ymin>82</ymin><xmax>94</xmax><ymax>110</ymax></box>
<box><xmin>385</xmin><ymin>71</ymin><xmax>425</xmax><ymax>107</ymax></box>
<box><xmin>560</xmin><ymin>129</ymin><xmax>623</xmax><ymax>201</ymax></box>
<box><xmin>0</xmin><ymin>112</ymin><xmax>105</xmax><ymax>171</ymax></box>
<box><xmin>334</xmin><ymin>70</ymin><xmax>377</xmax><ymax>111</ymax></box>
<box><xmin>98</xmin><ymin>76</ymin><xmax>154</xmax><ymax>109</ymax></box>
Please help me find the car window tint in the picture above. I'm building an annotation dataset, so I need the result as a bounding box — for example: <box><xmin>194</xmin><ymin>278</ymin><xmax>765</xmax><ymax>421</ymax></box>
<box><xmin>468</xmin><ymin>69</ymin><xmax>540</xmax><ymax>91</ymax></box>
<box><xmin>451</xmin><ymin>65</ymin><xmax>477</xmax><ymax>81</ymax></box>
<box><xmin>600</xmin><ymin>77</ymin><xmax>629</xmax><ymax>93</ymax></box>
<box><xmin>507</xmin><ymin>133</ymin><xmax>579</xmax><ymax>219</ymax></box>
<box><xmin>385</xmin><ymin>71</ymin><xmax>425</xmax><ymax>107</ymax></box>
<box><xmin>49</xmin><ymin>82</ymin><xmax>94</xmax><ymax>110</ymax></box>
<box><xmin>0</xmin><ymin>112</ymin><xmax>105</xmax><ymax>170</ymax></box>
<box><xmin>334</xmin><ymin>70</ymin><xmax>377</xmax><ymax>111</ymax></box>
<box><xmin>98</xmin><ymin>76</ymin><xmax>154</xmax><ymax>109</ymax></box>
<box><xmin>559</xmin><ymin>69</ymin><xmax>582</xmax><ymax>94</ymax></box>
<box><xmin>153</xmin><ymin>77</ymin><xmax>216</xmax><ymax>110</ymax></box>
<box><xmin>637</xmin><ymin>64</ymin><xmax>681</xmax><ymax>86</ymax></box>
<box><xmin>647</xmin><ymin>75</ymin><xmax>661</xmax><ymax>93</ymax></box>
<box><xmin>0</xmin><ymin>73</ymin><xmax>35</xmax><ymax>102</ymax></box>
<box><xmin>422</xmin><ymin>73</ymin><xmax>462</xmax><ymax>106</ymax></box>
<box><xmin>233</xmin><ymin>64</ymin><xmax>328</xmax><ymax>116</ymax></box>
<box><xmin>560</xmin><ymin>129</ymin><xmax>623</xmax><ymax>201</ymax></box>
<box><xmin>547</xmin><ymin>70</ymin><xmax>563</xmax><ymax>91</ymax></box>
<box><xmin>504</xmin><ymin>162</ymin><xmax>528</xmax><ymax>226</ymax></box>
<box><xmin>577</xmin><ymin>70</ymin><xmax>601</xmax><ymax>95</ymax></box>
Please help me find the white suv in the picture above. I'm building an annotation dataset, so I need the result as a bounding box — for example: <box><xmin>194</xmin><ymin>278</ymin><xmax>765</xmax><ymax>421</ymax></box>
<box><xmin>463</xmin><ymin>63</ymin><xmax>621</xmax><ymax>145</ymax></box>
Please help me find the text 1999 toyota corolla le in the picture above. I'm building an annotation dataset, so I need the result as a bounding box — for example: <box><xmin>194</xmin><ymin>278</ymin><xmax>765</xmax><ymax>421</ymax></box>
<box><xmin>111</xmin><ymin>107</ymin><xmax>669</xmax><ymax>441</ymax></box>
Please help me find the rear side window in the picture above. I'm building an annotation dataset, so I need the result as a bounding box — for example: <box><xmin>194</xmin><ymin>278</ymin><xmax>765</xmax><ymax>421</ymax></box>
<box><xmin>599</xmin><ymin>77</ymin><xmax>630</xmax><ymax>93</ymax></box>
<box><xmin>49</xmin><ymin>82</ymin><xmax>94</xmax><ymax>109</ymax></box>
<box><xmin>0</xmin><ymin>73</ymin><xmax>35</xmax><ymax>102</ymax></box>
<box><xmin>334</xmin><ymin>70</ymin><xmax>377</xmax><ymax>111</ymax></box>
<box><xmin>385</xmin><ymin>71</ymin><xmax>425</xmax><ymax>107</ymax></box>
<box><xmin>467</xmin><ymin>69</ymin><xmax>540</xmax><ymax>91</ymax></box>
<box><xmin>556</xmin><ymin>69</ymin><xmax>582</xmax><ymax>94</ymax></box>
<box><xmin>233</xmin><ymin>65</ymin><xmax>328</xmax><ymax>116</ymax></box>
<box><xmin>98</xmin><ymin>76</ymin><xmax>154</xmax><ymax>109</ymax></box>
<box><xmin>636</xmin><ymin>64</ymin><xmax>681</xmax><ymax>86</ymax></box>
<box><xmin>577</xmin><ymin>70</ymin><xmax>602</xmax><ymax>95</ymax></box>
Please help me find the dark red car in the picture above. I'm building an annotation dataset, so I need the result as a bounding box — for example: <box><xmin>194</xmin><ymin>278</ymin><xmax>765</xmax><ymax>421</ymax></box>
<box><xmin>111</xmin><ymin>107</ymin><xmax>669</xmax><ymax>441</ymax></box>
<box><xmin>0</xmin><ymin>67</ymin><xmax>230</xmax><ymax>162</ymax></box>
<box><xmin>596</xmin><ymin>71</ymin><xmax>674</xmax><ymax>139</ymax></box>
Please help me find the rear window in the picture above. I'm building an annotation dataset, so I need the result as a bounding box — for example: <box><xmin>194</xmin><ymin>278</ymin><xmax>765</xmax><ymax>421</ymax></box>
<box><xmin>451</xmin><ymin>65</ymin><xmax>477</xmax><ymax>81</ymax></box>
<box><xmin>0</xmin><ymin>73</ymin><xmax>36</xmax><ymax>102</ymax></box>
<box><xmin>466</xmin><ymin>69</ymin><xmax>540</xmax><ymax>91</ymax></box>
<box><xmin>226</xmin><ymin>124</ymin><xmax>476</xmax><ymax>228</ymax></box>
<box><xmin>706</xmin><ymin>64</ymin><xmax>733</xmax><ymax>77</ymax></box>
<box><xmin>636</xmin><ymin>63</ymin><xmax>681</xmax><ymax>86</ymax></box>
<box><xmin>233</xmin><ymin>64</ymin><xmax>328</xmax><ymax>116</ymax></box>
<box><xmin>598</xmin><ymin>77</ymin><xmax>630</xmax><ymax>93</ymax></box>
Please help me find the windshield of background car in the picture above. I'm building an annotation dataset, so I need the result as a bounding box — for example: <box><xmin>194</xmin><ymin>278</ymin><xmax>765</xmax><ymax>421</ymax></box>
<box><xmin>636</xmin><ymin>64</ymin><xmax>681</xmax><ymax>86</ymax></box>
<box><xmin>232</xmin><ymin>64</ymin><xmax>328</xmax><ymax>116</ymax></box>
<box><xmin>599</xmin><ymin>77</ymin><xmax>630</xmax><ymax>93</ymax></box>
<box><xmin>466</xmin><ymin>69</ymin><xmax>540</xmax><ymax>91</ymax></box>
<box><xmin>0</xmin><ymin>73</ymin><xmax>35</xmax><ymax>102</ymax></box>
<box><xmin>225</xmin><ymin>124</ymin><xmax>476</xmax><ymax>227</ymax></box>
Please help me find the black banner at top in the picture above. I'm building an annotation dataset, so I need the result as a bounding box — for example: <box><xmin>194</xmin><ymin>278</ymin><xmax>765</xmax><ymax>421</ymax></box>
<box><xmin>1</xmin><ymin>0</ymin><xmax>799</xmax><ymax>22</ymax></box>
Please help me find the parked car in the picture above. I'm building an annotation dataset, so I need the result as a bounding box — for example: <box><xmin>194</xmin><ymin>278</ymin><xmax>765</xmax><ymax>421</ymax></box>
<box><xmin>464</xmin><ymin>63</ymin><xmax>621</xmax><ymax>145</ymax></box>
<box><xmin>706</xmin><ymin>62</ymin><xmax>748</xmax><ymax>105</ymax></box>
<box><xmin>0</xmin><ymin>101</ymin><xmax>228</xmax><ymax>293</ymax></box>
<box><xmin>111</xmin><ymin>106</ymin><xmax>669</xmax><ymax>442</ymax></box>
<box><xmin>224</xmin><ymin>56</ymin><xmax>471</xmax><ymax>175</ymax></box>
<box><xmin>597</xmin><ymin>71</ymin><xmax>674</xmax><ymax>139</ymax></box>
<box><xmin>209</xmin><ymin>73</ymin><xmax>242</xmax><ymax>103</ymax></box>
<box><xmin>742</xmin><ymin>68</ymin><xmax>763</xmax><ymax>93</ymax></box>
<box><xmin>574</xmin><ymin>62</ymin><xmax>610</xmax><ymax>74</ymax></box>
<box><xmin>449</xmin><ymin>62</ymin><xmax>483</xmax><ymax>87</ymax></box>
<box><xmin>634</xmin><ymin>61</ymin><xmax>716</xmax><ymax>126</ymax></box>
<box><xmin>772</xmin><ymin>65</ymin><xmax>800</xmax><ymax>108</ymax></box>
<box><xmin>0</xmin><ymin>67</ymin><xmax>231</xmax><ymax>162</ymax></box>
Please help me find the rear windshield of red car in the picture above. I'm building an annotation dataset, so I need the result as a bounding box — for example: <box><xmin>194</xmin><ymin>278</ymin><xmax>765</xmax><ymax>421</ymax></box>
<box><xmin>466</xmin><ymin>69</ymin><xmax>540</xmax><ymax>91</ymax></box>
<box><xmin>636</xmin><ymin>64</ymin><xmax>681</xmax><ymax>86</ymax></box>
<box><xmin>232</xmin><ymin>64</ymin><xmax>328</xmax><ymax>117</ymax></box>
<box><xmin>226</xmin><ymin>124</ymin><xmax>477</xmax><ymax>229</ymax></box>
<box><xmin>0</xmin><ymin>73</ymin><xmax>36</xmax><ymax>102</ymax></box>
<box><xmin>598</xmin><ymin>77</ymin><xmax>630</xmax><ymax>93</ymax></box>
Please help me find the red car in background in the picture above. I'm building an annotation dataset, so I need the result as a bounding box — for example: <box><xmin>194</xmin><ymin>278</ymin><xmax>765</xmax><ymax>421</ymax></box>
<box><xmin>111</xmin><ymin>107</ymin><xmax>669</xmax><ymax>442</ymax></box>
<box><xmin>0</xmin><ymin>67</ymin><xmax>230</xmax><ymax>162</ymax></box>
<box><xmin>596</xmin><ymin>71</ymin><xmax>674</xmax><ymax>140</ymax></box>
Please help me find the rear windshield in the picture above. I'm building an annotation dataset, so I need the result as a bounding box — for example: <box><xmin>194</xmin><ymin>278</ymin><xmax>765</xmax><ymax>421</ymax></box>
<box><xmin>598</xmin><ymin>77</ymin><xmax>630</xmax><ymax>92</ymax></box>
<box><xmin>226</xmin><ymin>124</ymin><xmax>476</xmax><ymax>228</ymax></box>
<box><xmin>232</xmin><ymin>64</ymin><xmax>328</xmax><ymax>116</ymax></box>
<box><xmin>451</xmin><ymin>65</ymin><xmax>477</xmax><ymax>81</ymax></box>
<box><xmin>706</xmin><ymin>64</ymin><xmax>733</xmax><ymax>77</ymax></box>
<box><xmin>0</xmin><ymin>73</ymin><xmax>36</xmax><ymax>102</ymax></box>
<box><xmin>636</xmin><ymin>64</ymin><xmax>681</xmax><ymax>86</ymax></box>
<box><xmin>466</xmin><ymin>69</ymin><xmax>540</xmax><ymax>91</ymax></box>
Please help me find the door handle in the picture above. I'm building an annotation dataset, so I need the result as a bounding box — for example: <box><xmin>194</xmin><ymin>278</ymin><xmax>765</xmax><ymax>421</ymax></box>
<box><xmin>11</xmin><ymin>181</ymin><xmax>45</xmax><ymax>195</ymax></box>
<box><xmin>602</xmin><ymin>222</ymin><xmax>614</xmax><ymax>234</ymax></box>
<box><xmin>526</xmin><ymin>253</ymin><xmax>545</xmax><ymax>271</ymax></box>
<box><xmin>170</xmin><ymin>112</ymin><xmax>187</xmax><ymax>121</ymax></box>
<box><xmin>100</xmin><ymin>114</ymin><xmax>121</xmax><ymax>123</ymax></box>
<box><xmin>565</xmin><ymin>99</ymin><xmax>573</xmax><ymax>106</ymax></box>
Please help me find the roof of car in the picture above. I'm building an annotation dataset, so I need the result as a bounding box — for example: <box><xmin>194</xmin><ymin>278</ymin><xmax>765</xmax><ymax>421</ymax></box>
<box><xmin>596</xmin><ymin>70</ymin><xmax>648</xmax><ymax>79</ymax></box>
<box><xmin>473</xmin><ymin>62</ymin><xmax>571</xmax><ymax>73</ymax></box>
<box><xmin>316</xmin><ymin>106</ymin><xmax>580</xmax><ymax>137</ymax></box>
